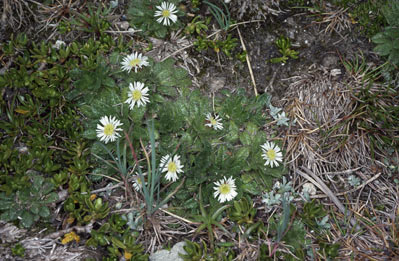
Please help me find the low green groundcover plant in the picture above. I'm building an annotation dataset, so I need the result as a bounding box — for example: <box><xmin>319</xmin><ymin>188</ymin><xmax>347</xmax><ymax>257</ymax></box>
<box><xmin>0</xmin><ymin>0</ymin><xmax>360</xmax><ymax>259</ymax></box>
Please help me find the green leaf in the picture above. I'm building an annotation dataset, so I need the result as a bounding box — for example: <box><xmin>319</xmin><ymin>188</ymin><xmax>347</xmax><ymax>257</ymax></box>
<box><xmin>374</xmin><ymin>42</ymin><xmax>393</xmax><ymax>56</ymax></box>
<box><xmin>393</xmin><ymin>39</ymin><xmax>399</xmax><ymax>49</ymax></box>
<box><xmin>91</xmin><ymin>141</ymin><xmax>109</xmax><ymax>156</ymax></box>
<box><xmin>32</xmin><ymin>175</ymin><xmax>44</xmax><ymax>190</ymax></box>
<box><xmin>38</xmin><ymin>205</ymin><xmax>51</xmax><ymax>218</ymax></box>
<box><xmin>83</xmin><ymin>129</ymin><xmax>97</xmax><ymax>139</ymax></box>
<box><xmin>129</xmin><ymin>105</ymin><xmax>146</xmax><ymax>123</ymax></box>
<box><xmin>236</xmin><ymin>147</ymin><xmax>250</xmax><ymax>162</ymax></box>
<box><xmin>152</xmin><ymin>94</ymin><xmax>166</xmax><ymax>103</ymax></box>
<box><xmin>109</xmin><ymin>52</ymin><xmax>120</xmax><ymax>64</ymax></box>
<box><xmin>371</xmin><ymin>33</ymin><xmax>389</xmax><ymax>44</ymax></box>
<box><xmin>31</xmin><ymin>202</ymin><xmax>40</xmax><ymax>215</ymax></box>
<box><xmin>158</xmin><ymin>85</ymin><xmax>177</xmax><ymax>96</ymax></box>
<box><xmin>246</xmin><ymin>122</ymin><xmax>258</xmax><ymax>136</ymax></box>
<box><xmin>155</xmin><ymin>26</ymin><xmax>168</xmax><ymax>38</ymax></box>
<box><xmin>225</xmin><ymin>121</ymin><xmax>239</xmax><ymax>142</ymax></box>
<box><xmin>131</xmin><ymin>126</ymin><xmax>147</xmax><ymax>140</ymax></box>
<box><xmin>242</xmin><ymin>181</ymin><xmax>261</xmax><ymax>195</ymax></box>
<box><xmin>20</xmin><ymin>211</ymin><xmax>34</xmax><ymax>228</ymax></box>
<box><xmin>103</xmin><ymin>77</ymin><xmax>115</xmax><ymax>88</ymax></box>
<box><xmin>267</xmin><ymin>165</ymin><xmax>286</xmax><ymax>178</ymax></box>
<box><xmin>181</xmin><ymin>132</ymin><xmax>193</xmax><ymax>144</ymax></box>
<box><xmin>384</xmin><ymin>27</ymin><xmax>399</xmax><ymax>38</ymax></box>
<box><xmin>45</xmin><ymin>192</ymin><xmax>59</xmax><ymax>203</ymax></box>
<box><xmin>0</xmin><ymin>198</ymin><xmax>12</xmax><ymax>210</ymax></box>
<box><xmin>239</xmin><ymin>131</ymin><xmax>252</xmax><ymax>146</ymax></box>
<box><xmin>389</xmin><ymin>50</ymin><xmax>399</xmax><ymax>65</ymax></box>
<box><xmin>111</xmin><ymin>237</ymin><xmax>126</xmax><ymax>249</ymax></box>
<box><xmin>0</xmin><ymin>210</ymin><xmax>13</xmax><ymax>222</ymax></box>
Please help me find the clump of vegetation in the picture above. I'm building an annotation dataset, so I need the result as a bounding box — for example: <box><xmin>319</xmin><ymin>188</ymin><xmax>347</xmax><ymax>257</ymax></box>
<box><xmin>269</xmin><ymin>36</ymin><xmax>299</xmax><ymax>64</ymax></box>
<box><xmin>372</xmin><ymin>0</ymin><xmax>399</xmax><ymax>69</ymax></box>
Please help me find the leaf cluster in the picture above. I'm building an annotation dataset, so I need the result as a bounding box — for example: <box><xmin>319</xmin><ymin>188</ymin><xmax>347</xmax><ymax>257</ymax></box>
<box><xmin>69</xmin><ymin>4</ymin><xmax>112</xmax><ymax>36</ymax></box>
<box><xmin>269</xmin><ymin>36</ymin><xmax>299</xmax><ymax>64</ymax></box>
<box><xmin>86</xmin><ymin>214</ymin><xmax>148</xmax><ymax>260</ymax></box>
<box><xmin>228</xmin><ymin>196</ymin><xmax>256</xmax><ymax>225</ymax></box>
<box><xmin>167</xmin><ymin>89</ymin><xmax>285</xmax><ymax>214</ymax></box>
<box><xmin>74</xmin><ymin>57</ymin><xmax>192</xmax><ymax>157</ymax></box>
<box><xmin>194</xmin><ymin>33</ymin><xmax>238</xmax><ymax>57</ymax></box>
<box><xmin>300</xmin><ymin>200</ymin><xmax>328</xmax><ymax>231</ymax></box>
<box><xmin>0</xmin><ymin>175</ymin><xmax>58</xmax><ymax>228</ymax></box>
<box><xmin>203</xmin><ymin>0</ymin><xmax>231</xmax><ymax>30</ymax></box>
<box><xmin>180</xmin><ymin>240</ymin><xmax>235</xmax><ymax>261</ymax></box>
<box><xmin>64</xmin><ymin>194</ymin><xmax>109</xmax><ymax>224</ymax></box>
<box><xmin>372</xmin><ymin>1</ymin><xmax>399</xmax><ymax>67</ymax></box>
<box><xmin>192</xmin><ymin>187</ymin><xmax>231</xmax><ymax>248</ymax></box>
<box><xmin>0</xmin><ymin>33</ymin><xmax>123</xmax><ymax>198</ymax></box>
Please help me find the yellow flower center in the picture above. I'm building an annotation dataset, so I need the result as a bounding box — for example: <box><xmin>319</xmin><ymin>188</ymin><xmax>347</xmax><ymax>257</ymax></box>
<box><xmin>219</xmin><ymin>183</ymin><xmax>231</xmax><ymax>195</ymax></box>
<box><xmin>103</xmin><ymin>124</ymin><xmax>115</xmax><ymax>136</ymax></box>
<box><xmin>136</xmin><ymin>178</ymin><xmax>142</xmax><ymax>185</ymax></box>
<box><xmin>129</xmin><ymin>58</ymin><xmax>141</xmax><ymax>67</ymax></box>
<box><xmin>162</xmin><ymin>9</ymin><xmax>171</xmax><ymax>18</ymax></box>
<box><xmin>210</xmin><ymin>117</ymin><xmax>217</xmax><ymax>126</ymax></box>
<box><xmin>132</xmin><ymin>90</ymin><xmax>142</xmax><ymax>101</ymax></box>
<box><xmin>167</xmin><ymin>161</ymin><xmax>177</xmax><ymax>173</ymax></box>
<box><xmin>267</xmin><ymin>149</ymin><xmax>276</xmax><ymax>160</ymax></box>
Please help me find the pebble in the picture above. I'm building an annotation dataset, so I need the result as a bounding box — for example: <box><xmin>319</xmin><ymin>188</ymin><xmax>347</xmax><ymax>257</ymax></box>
<box><xmin>149</xmin><ymin>241</ymin><xmax>187</xmax><ymax>261</ymax></box>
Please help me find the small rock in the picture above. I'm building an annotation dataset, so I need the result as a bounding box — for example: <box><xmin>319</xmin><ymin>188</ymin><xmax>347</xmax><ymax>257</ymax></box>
<box><xmin>150</xmin><ymin>241</ymin><xmax>187</xmax><ymax>261</ymax></box>
<box><xmin>330</xmin><ymin>68</ymin><xmax>341</xmax><ymax>77</ymax></box>
<box><xmin>120</xmin><ymin>21</ymin><xmax>130</xmax><ymax>30</ymax></box>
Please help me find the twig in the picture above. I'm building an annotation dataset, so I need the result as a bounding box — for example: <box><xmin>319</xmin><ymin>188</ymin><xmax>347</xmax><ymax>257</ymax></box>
<box><xmin>104</xmin><ymin>29</ymin><xmax>142</xmax><ymax>34</ymax></box>
<box><xmin>0</xmin><ymin>58</ymin><xmax>13</xmax><ymax>75</ymax></box>
<box><xmin>159</xmin><ymin>208</ymin><xmax>198</xmax><ymax>225</ymax></box>
<box><xmin>87</xmin><ymin>172</ymin><xmax>121</xmax><ymax>183</ymax></box>
<box><xmin>91</xmin><ymin>181</ymin><xmax>124</xmax><ymax>194</ymax></box>
<box><xmin>296</xmin><ymin>166</ymin><xmax>359</xmax><ymax>229</ymax></box>
<box><xmin>46</xmin><ymin>223</ymin><xmax>93</xmax><ymax>239</ymax></box>
<box><xmin>236</xmin><ymin>27</ymin><xmax>258</xmax><ymax>97</ymax></box>
<box><xmin>318</xmin><ymin>167</ymin><xmax>362</xmax><ymax>176</ymax></box>
<box><xmin>310</xmin><ymin>172</ymin><xmax>382</xmax><ymax>199</ymax></box>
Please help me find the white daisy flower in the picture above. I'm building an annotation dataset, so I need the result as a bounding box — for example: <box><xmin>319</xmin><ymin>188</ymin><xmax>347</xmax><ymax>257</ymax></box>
<box><xmin>154</xmin><ymin>2</ymin><xmax>178</xmax><ymax>26</ymax></box>
<box><xmin>213</xmin><ymin>176</ymin><xmax>237</xmax><ymax>203</ymax></box>
<box><xmin>205</xmin><ymin>113</ymin><xmax>223</xmax><ymax>130</ymax></box>
<box><xmin>96</xmin><ymin>116</ymin><xmax>123</xmax><ymax>144</ymax></box>
<box><xmin>125</xmin><ymin>82</ymin><xmax>150</xmax><ymax>109</ymax></box>
<box><xmin>160</xmin><ymin>154</ymin><xmax>184</xmax><ymax>182</ymax></box>
<box><xmin>121</xmin><ymin>52</ymin><xmax>149</xmax><ymax>73</ymax></box>
<box><xmin>261</xmin><ymin>141</ymin><xmax>283</xmax><ymax>168</ymax></box>
<box><xmin>302</xmin><ymin>182</ymin><xmax>317</xmax><ymax>196</ymax></box>
<box><xmin>132</xmin><ymin>175</ymin><xmax>146</xmax><ymax>192</ymax></box>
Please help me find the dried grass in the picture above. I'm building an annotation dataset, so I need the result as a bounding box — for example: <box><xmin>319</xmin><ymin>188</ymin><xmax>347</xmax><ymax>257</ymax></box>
<box><xmin>318</xmin><ymin>7</ymin><xmax>352</xmax><ymax>34</ymax></box>
<box><xmin>1</xmin><ymin>0</ymin><xmax>25</xmax><ymax>30</ymax></box>
<box><xmin>279</xmin><ymin>61</ymin><xmax>399</xmax><ymax>259</ymax></box>
<box><xmin>283</xmin><ymin>66</ymin><xmax>367</xmax><ymax>174</ymax></box>
<box><xmin>230</xmin><ymin>0</ymin><xmax>282</xmax><ymax>20</ymax></box>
